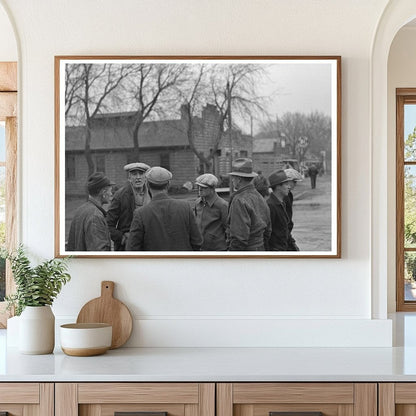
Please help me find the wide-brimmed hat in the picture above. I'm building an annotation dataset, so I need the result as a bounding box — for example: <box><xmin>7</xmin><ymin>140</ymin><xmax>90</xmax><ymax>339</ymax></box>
<box><xmin>268</xmin><ymin>170</ymin><xmax>291</xmax><ymax>187</ymax></box>
<box><xmin>145</xmin><ymin>166</ymin><xmax>173</xmax><ymax>185</ymax></box>
<box><xmin>229</xmin><ymin>158</ymin><xmax>258</xmax><ymax>178</ymax></box>
<box><xmin>87</xmin><ymin>172</ymin><xmax>115</xmax><ymax>194</ymax></box>
<box><xmin>124</xmin><ymin>162</ymin><xmax>150</xmax><ymax>173</ymax></box>
<box><xmin>195</xmin><ymin>173</ymin><xmax>218</xmax><ymax>188</ymax></box>
<box><xmin>284</xmin><ymin>168</ymin><xmax>303</xmax><ymax>182</ymax></box>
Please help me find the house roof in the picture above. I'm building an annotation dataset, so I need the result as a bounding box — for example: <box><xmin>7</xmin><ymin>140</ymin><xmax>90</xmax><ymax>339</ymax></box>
<box><xmin>66</xmin><ymin>117</ymin><xmax>193</xmax><ymax>151</ymax></box>
<box><xmin>253</xmin><ymin>138</ymin><xmax>279</xmax><ymax>153</ymax></box>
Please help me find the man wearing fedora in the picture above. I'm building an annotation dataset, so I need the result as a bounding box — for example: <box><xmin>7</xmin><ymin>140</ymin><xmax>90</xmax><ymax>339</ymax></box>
<box><xmin>126</xmin><ymin>167</ymin><xmax>202</xmax><ymax>251</ymax></box>
<box><xmin>107</xmin><ymin>162</ymin><xmax>151</xmax><ymax>250</ymax></box>
<box><xmin>267</xmin><ymin>169</ymin><xmax>299</xmax><ymax>251</ymax></box>
<box><xmin>67</xmin><ymin>172</ymin><xmax>115</xmax><ymax>251</ymax></box>
<box><xmin>194</xmin><ymin>173</ymin><xmax>228</xmax><ymax>251</ymax></box>
<box><xmin>227</xmin><ymin>158</ymin><xmax>271</xmax><ymax>251</ymax></box>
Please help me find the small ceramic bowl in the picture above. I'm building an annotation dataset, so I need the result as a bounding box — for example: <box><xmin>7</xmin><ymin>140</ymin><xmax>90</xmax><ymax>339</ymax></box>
<box><xmin>60</xmin><ymin>323</ymin><xmax>112</xmax><ymax>356</ymax></box>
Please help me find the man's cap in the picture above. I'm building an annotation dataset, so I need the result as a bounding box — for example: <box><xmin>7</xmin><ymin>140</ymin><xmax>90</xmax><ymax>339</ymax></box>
<box><xmin>145</xmin><ymin>166</ymin><xmax>173</xmax><ymax>185</ymax></box>
<box><xmin>87</xmin><ymin>172</ymin><xmax>115</xmax><ymax>194</ymax></box>
<box><xmin>124</xmin><ymin>162</ymin><xmax>150</xmax><ymax>173</ymax></box>
<box><xmin>195</xmin><ymin>173</ymin><xmax>218</xmax><ymax>188</ymax></box>
<box><xmin>229</xmin><ymin>158</ymin><xmax>258</xmax><ymax>178</ymax></box>
<box><xmin>268</xmin><ymin>170</ymin><xmax>291</xmax><ymax>187</ymax></box>
<box><xmin>284</xmin><ymin>168</ymin><xmax>303</xmax><ymax>182</ymax></box>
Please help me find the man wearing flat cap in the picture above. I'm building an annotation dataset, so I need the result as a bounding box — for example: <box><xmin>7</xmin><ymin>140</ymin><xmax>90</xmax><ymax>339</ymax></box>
<box><xmin>227</xmin><ymin>158</ymin><xmax>271</xmax><ymax>251</ymax></box>
<box><xmin>126</xmin><ymin>167</ymin><xmax>202</xmax><ymax>251</ymax></box>
<box><xmin>107</xmin><ymin>162</ymin><xmax>151</xmax><ymax>250</ymax></box>
<box><xmin>194</xmin><ymin>173</ymin><xmax>228</xmax><ymax>251</ymax></box>
<box><xmin>67</xmin><ymin>172</ymin><xmax>114</xmax><ymax>251</ymax></box>
<box><xmin>267</xmin><ymin>169</ymin><xmax>299</xmax><ymax>251</ymax></box>
<box><xmin>283</xmin><ymin>168</ymin><xmax>303</xmax><ymax>251</ymax></box>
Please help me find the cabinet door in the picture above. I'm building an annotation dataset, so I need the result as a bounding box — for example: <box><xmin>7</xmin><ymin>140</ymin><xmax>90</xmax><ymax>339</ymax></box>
<box><xmin>379</xmin><ymin>383</ymin><xmax>416</xmax><ymax>416</ymax></box>
<box><xmin>217</xmin><ymin>383</ymin><xmax>377</xmax><ymax>416</ymax></box>
<box><xmin>0</xmin><ymin>383</ymin><xmax>53</xmax><ymax>415</ymax></box>
<box><xmin>55</xmin><ymin>383</ymin><xmax>215</xmax><ymax>416</ymax></box>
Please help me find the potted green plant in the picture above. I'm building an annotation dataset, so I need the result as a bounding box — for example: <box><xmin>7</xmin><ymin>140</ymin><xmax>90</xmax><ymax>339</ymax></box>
<box><xmin>3</xmin><ymin>245</ymin><xmax>71</xmax><ymax>354</ymax></box>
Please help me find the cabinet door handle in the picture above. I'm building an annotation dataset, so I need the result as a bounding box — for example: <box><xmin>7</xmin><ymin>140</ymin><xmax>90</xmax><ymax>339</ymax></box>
<box><xmin>115</xmin><ymin>412</ymin><xmax>168</xmax><ymax>416</ymax></box>
<box><xmin>270</xmin><ymin>413</ymin><xmax>323</xmax><ymax>416</ymax></box>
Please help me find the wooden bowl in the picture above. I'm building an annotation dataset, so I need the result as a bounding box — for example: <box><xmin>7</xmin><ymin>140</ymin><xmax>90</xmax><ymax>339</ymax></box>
<box><xmin>60</xmin><ymin>323</ymin><xmax>112</xmax><ymax>356</ymax></box>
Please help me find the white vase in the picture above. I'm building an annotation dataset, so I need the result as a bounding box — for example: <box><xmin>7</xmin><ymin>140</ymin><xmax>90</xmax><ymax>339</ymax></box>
<box><xmin>6</xmin><ymin>315</ymin><xmax>20</xmax><ymax>347</ymax></box>
<box><xmin>18</xmin><ymin>305</ymin><xmax>55</xmax><ymax>354</ymax></box>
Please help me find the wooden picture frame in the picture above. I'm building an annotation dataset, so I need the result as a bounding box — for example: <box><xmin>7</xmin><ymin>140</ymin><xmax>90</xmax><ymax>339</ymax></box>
<box><xmin>55</xmin><ymin>56</ymin><xmax>341</xmax><ymax>258</ymax></box>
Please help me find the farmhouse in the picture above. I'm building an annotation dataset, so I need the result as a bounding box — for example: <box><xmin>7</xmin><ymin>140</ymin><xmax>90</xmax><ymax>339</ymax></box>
<box><xmin>65</xmin><ymin>104</ymin><xmax>253</xmax><ymax>196</ymax></box>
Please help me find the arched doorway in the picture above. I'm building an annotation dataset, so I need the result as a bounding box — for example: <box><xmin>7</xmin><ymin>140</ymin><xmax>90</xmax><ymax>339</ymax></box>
<box><xmin>0</xmin><ymin>1</ymin><xmax>18</xmax><ymax>327</ymax></box>
<box><xmin>371</xmin><ymin>1</ymin><xmax>416</xmax><ymax>318</ymax></box>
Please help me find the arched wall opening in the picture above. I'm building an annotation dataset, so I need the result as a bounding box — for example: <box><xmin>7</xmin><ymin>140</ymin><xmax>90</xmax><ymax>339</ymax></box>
<box><xmin>371</xmin><ymin>0</ymin><xmax>416</xmax><ymax>318</ymax></box>
<box><xmin>0</xmin><ymin>1</ymin><xmax>17</xmax><ymax>61</ymax></box>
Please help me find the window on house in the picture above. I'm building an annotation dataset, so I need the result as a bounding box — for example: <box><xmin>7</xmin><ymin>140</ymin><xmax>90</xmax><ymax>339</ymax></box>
<box><xmin>95</xmin><ymin>154</ymin><xmax>106</xmax><ymax>173</ymax></box>
<box><xmin>160</xmin><ymin>153</ymin><xmax>170</xmax><ymax>170</ymax></box>
<box><xmin>397</xmin><ymin>89</ymin><xmax>416</xmax><ymax>311</ymax></box>
<box><xmin>66</xmin><ymin>154</ymin><xmax>76</xmax><ymax>180</ymax></box>
<box><xmin>240</xmin><ymin>150</ymin><xmax>248</xmax><ymax>158</ymax></box>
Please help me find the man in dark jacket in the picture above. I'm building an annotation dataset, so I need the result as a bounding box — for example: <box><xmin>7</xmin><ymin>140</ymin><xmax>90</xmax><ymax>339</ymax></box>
<box><xmin>308</xmin><ymin>164</ymin><xmax>319</xmax><ymax>189</ymax></box>
<box><xmin>107</xmin><ymin>162</ymin><xmax>151</xmax><ymax>250</ymax></box>
<box><xmin>126</xmin><ymin>167</ymin><xmax>202</xmax><ymax>251</ymax></box>
<box><xmin>67</xmin><ymin>172</ymin><xmax>114</xmax><ymax>251</ymax></box>
<box><xmin>253</xmin><ymin>170</ymin><xmax>269</xmax><ymax>197</ymax></box>
<box><xmin>194</xmin><ymin>173</ymin><xmax>228</xmax><ymax>251</ymax></box>
<box><xmin>283</xmin><ymin>167</ymin><xmax>303</xmax><ymax>251</ymax></box>
<box><xmin>267</xmin><ymin>169</ymin><xmax>298</xmax><ymax>251</ymax></box>
<box><xmin>227</xmin><ymin>158</ymin><xmax>271</xmax><ymax>251</ymax></box>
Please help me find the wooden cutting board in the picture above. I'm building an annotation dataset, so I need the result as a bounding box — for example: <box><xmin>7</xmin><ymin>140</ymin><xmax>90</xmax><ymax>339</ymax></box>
<box><xmin>76</xmin><ymin>281</ymin><xmax>133</xmax><ymax>349</ymax></box>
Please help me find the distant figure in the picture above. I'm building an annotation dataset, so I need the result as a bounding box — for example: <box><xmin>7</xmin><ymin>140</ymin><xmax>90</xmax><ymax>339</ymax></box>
<box><xmin>253</xmin><ymin>170</ymin><xmax>270</xmax><ymax>197</ymax></box>
<box><xmin>107</xmin><ymin>162</ymin><xmax>151</xmax><ymax>250</ymax></box>
<box><xmin>67</xmin><ymin>172</ymin><xmax>114</xmax><ymax>251</ymax></box>
<box><xmin>126</xmin><ymin>167</ymin><xmax>202</xmax><ymax>251</ymax></box>
<box><xmin>227</xmin><ymin>158</ymin><xmax>271</xmax><ymax>251</ymax></box>
<box><xmin>308</xmin><ymin>164</ymin><xmax>319</xmax><ymax>189</ymax></box>
<box><xmin>267</xmin><ymin>170</ymin><xmax>298</xmax><ymax>251</ymax></box>
<box><xmin>194</xmin><ymin>173</ymin><xmax>228</xmax><ymax>251</ymax></box>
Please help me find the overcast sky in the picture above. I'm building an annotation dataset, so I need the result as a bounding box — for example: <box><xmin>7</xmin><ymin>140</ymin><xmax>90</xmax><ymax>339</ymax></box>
<box><xmin>239</xmin><ymin>61</ymin><xmax>333</xmax><ymax>134</ymax></box>
<box><xmin>405</xmin><ymin>104</ymin><xmax>416</xmax><ymax>139</ymax></box>
<box><xmin>261</xmin><ymin>62</ymin><xmax>332</xmax><ymax>116</ymax></box>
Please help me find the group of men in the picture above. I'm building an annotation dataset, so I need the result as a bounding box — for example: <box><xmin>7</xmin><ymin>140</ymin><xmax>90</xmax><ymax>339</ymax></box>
<box><xmin>66</xmin><ymin>158</ymin><xmax>301</xmax><ymax>252</ymax></box>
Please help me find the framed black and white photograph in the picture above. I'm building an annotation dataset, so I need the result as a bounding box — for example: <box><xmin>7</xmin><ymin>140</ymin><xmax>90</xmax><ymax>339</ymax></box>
<box><xmin>55</xmin><ymin>56</ymin><xmax>341</xmax><ymax>258</ymax></box>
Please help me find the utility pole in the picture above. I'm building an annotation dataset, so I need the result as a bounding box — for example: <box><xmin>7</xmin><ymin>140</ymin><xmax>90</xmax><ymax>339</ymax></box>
<box><xmin>227</xmin><ymin>81</ymin><xmax>233</xmax><ymax>169</ymax></box>
<box><xmin>227</xmin><ymin>81</ymin><xmax>233</xmax><ymax>199</ymax></box>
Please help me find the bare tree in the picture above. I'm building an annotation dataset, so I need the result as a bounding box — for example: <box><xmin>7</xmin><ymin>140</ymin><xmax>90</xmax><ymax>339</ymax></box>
<box><xmin>65</xmin><ymin>65</ymin><xmax>84</xmax><ymax>120</ymax></box>
<box><xmin>258</xmin><ymin>111</ymin><xmax>331</xmax><ymax>165</ymax></box>
<box><xmin>179</xmin><ymin>64</ymin><xmax>224</xmax><ymax>173</ymax></box>
<box><xmin>278</xmin><ymin>112</ymin><xmax>309</xmax><ymax>160</ymax></box>
<box><xmin>180</xmin><ymin>63</ymin><xmax>268</xmax><ymax>174</ymax></box>
<box><xmin>120</xmin><ymin>64</ymin><xmax>186</xmax><ymax>160</ymax></box>
<box><xmin>67</xmin><ymin>63</ymin><xmax>133</xmax><ymax>175</ymax></box>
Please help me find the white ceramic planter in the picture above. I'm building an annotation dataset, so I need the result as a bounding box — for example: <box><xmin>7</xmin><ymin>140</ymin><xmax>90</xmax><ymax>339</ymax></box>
<box><xmin>6</xmin><ymin>315</ymin><xmax>20</xmax><ymax>347</ymax></box>
<box><xmin>19</xmin><ymin>305</ymin><xmax>55</xmax><ymax>354</ymax></box>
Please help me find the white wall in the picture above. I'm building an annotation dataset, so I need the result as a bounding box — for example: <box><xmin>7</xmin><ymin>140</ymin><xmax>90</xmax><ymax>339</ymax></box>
<box><xmin>0</xmin><ymin>2</ymin><xmax>16</xmax><ymax>61</ymax></box>
<box><xmin>0</xmin><ymin>0</ymin><xmax>394</xmax><ymax>347</ymax></box>
<box><xmin>387</xmin><ymin>26</ymin><xmax>416</xmax><ymax>312</ymax></box>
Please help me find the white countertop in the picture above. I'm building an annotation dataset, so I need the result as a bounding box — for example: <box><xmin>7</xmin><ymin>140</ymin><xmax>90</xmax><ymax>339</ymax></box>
<box><xmin>2</xmin><ymin>345</ymin><xmax>416</xmax><ymax>382</ymax></box>
<box><xmin>3</xmin><ymin>313</ymin><xmax>416</xmax><ymax>382</ymax></box>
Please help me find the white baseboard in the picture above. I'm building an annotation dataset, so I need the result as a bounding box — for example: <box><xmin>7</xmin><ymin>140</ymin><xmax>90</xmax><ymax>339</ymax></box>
<box><xmin>53</xmin><ymin>316</ymin><xmax>392</xmax><ymax>348</ymax></box>
<box><xmin>123</xmin><ymin>318</ymin><xmax>392</xmax><ymax>348</ymax></box>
